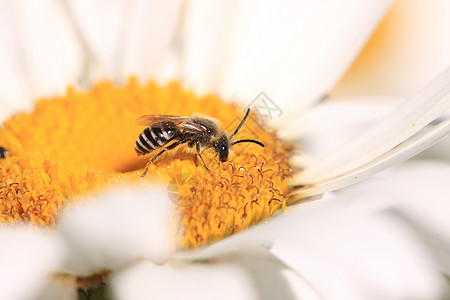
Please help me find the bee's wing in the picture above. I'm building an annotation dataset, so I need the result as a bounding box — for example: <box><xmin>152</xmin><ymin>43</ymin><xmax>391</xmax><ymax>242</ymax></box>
<box><xmin>180</xmin><ymin>121</ymin><xmax>209</xmax><ymax>134</ymax></box>
<box><xmin>136</xmin><ymin>114</ymin><xmax>208</xmax><ymax>134</ymax></box>
<box><xmin>135</xmin><ymin>114</ymin><xmax>191</xmax><ymax>126</ymax></box>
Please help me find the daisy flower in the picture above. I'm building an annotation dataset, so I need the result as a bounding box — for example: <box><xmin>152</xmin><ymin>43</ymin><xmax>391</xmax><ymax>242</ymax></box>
<box><xmin>0</xmin><ymin>0</ymin><xmax>449</xmax><ymax>299</ymax></box>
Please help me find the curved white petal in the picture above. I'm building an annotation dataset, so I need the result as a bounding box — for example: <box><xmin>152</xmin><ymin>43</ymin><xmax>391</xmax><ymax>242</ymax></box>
<box><xmin>120</xmin><ymin>0</ymin><xmax>183</xmax><ymax>82</ymax></box>
<box><xmin>179</xmin><ymin>0</ymin><xmax>392</xmax><ymax>108</ymax></box>
<box><xmin>295</xmin><ymin>67</ymin><xmax>450</xmax><ymax>184</ymax></box>
<box><xmin>347</xmin><ymin>161</ymin><xmax>450</xmax><ymax>275</ymax></box>
<box><xmin>293</xmin><ymin>118</ymin><xmax>450</xmax><ymax>198</ymax></box>
<box><xmin>112</xmin><ymin>245</ymin><xmax>322</xmax><ymax>300</ymax></box>
<box><xmin>66</xmin><ymin>0</ymin><xmax>182</xmax><ymax>83</ymax></box>
<box><xmin>217</xmin><ymin>246</ymin><xmax>323</xmax><ymax>300</ymax></box>
<box><xmin>285</xmin><ymin>96</ymin><xmax>401</xmax><ymax>158</ymax></box>
<box><xmin>178</xmin><ymin>0</ymin><xmax>257</xmax><ymax>95</ymax></box>
<box><xmin>176</xmin><ymin>185</ymin><xmax>447</xmax><ymax>298</ymax></box>
<box><xmin>213</xmin><ymin>0</ymin><xmax>392</xmax><ymax>115</ymax></box>
<box><xmin>10</xmin><ymin>0</ymin><xmax>83</xmax><ymax>98</ymax></box>
<box><xmin>174</xmin><ymin>193</ymin><xmax>374</xmax><ymax>261</ymax></box>
<box><xmin>416</xmin><ymin>134</ymin><xmax>450</xmax><ymax>161</ymax></box>
<box><xmin>177</xmin><ymin>172</ymin><xmax>448</xmax><ymax>298</ymax></box>
<box><xmin>331</xmin><ymin>0</ymin><xmax>450</xmax><ymax>98</ymax></box>
<box><xmin>271</xmin><ymin>214</ymin><xmax>446</xmax><ymax>300</ymax></box>
<box><xmin>37</xmin><ymin>275</ymin><xmax>77</xmax><ymax>300</ymax></box>
<box><xmin>0</xmin><ymin>227</ymin><xmax>65</xmax><ymax>300</ymax></box>
<box><xmin>57</xmin><ymin>185</ymin><xmax>173</xmax><ymax>276</ymax></box>
<box><xmin>110</xmin><ymin>260</ymin><xmax>258</xmax><ymax>300</ymax></box>
<box><xmin>0</xmin><ymin>55</ymin><xmax>31</xmax><ymax>122</ymax></box>
<box><xmin>64</xmin><ymin>0</ymin><xmax>130</xmax><ymax>81</ymax></box>
<box><xmin>416</xmin><ymin>109</ymin><xmax>450</xmax><ymax>160</ymax></box>
<box><xmin>0</xmin><ymin>0</ymin><xmax>83</xmax><ymax>121</ymax></box>
<box><xmin>0</xmin><ymin>1</ymin><xmax>31</xmax><ymax>121</ymax></box>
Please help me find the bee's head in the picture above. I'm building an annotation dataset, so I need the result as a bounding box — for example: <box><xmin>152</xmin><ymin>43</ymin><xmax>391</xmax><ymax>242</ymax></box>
<box><xmin>214</xmin><ymin>108</ymin><xmax>265</xmax><ymax>163</ymax></box>
<box><xmin>214</xmin><ymin>135</ymin><xmax>230</xmax><ymax>162</ymax></box>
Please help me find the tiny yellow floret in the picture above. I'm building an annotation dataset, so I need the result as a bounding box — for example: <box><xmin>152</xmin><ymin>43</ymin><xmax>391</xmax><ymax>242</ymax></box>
<box><xmin>0</xmin><ymin>79</ymin><xmax>292</xmax><ymax>249</ymax></box>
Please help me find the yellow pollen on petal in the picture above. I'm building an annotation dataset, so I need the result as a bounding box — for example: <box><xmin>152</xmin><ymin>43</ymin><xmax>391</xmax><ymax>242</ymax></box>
<box><xmin>0</xmin><ymin>78</ymin><xmax>293</xmax><ymax>250</ymax></box>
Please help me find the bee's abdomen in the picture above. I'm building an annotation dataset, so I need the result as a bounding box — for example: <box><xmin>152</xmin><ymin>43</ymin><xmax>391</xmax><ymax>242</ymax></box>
<box><xmin>135</xmin><ymin>123</ymin><xmax>179</xmax><ymax>155</ymax></box>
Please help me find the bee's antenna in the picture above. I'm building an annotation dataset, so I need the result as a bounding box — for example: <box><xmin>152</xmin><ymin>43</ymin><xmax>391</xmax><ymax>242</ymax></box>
<box><xmin>231</xmin><ymin>109</ymin><xmax>264</xmax><ymax>148</ymax></box>
<box><xmin>231</xmin><ymin>139</ymin><xmax>264</xmax><ymax>147</ymax></box>
<box><xmin>232</xmin><ymin>108</ymin><xmax>251</xmax><ymax>137</ymax></box>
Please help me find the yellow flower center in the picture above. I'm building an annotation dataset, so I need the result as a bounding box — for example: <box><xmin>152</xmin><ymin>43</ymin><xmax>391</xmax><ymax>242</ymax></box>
<box><xmin>0</xmin><ymin>79</ymin><xmax>292</xmax><ymax>250</ymax></box>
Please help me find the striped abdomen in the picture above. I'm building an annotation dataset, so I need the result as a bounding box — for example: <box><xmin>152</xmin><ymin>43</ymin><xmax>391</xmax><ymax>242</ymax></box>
<box><xmin>135</xmin><ymin>123</ymin><xmax>179</xmax><ymax>155</ymax></box>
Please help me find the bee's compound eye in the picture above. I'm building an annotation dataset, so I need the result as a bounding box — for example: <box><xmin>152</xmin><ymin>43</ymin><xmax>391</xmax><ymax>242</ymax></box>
<box><xmin>219</xmin><ymin>145</ymin><xmax>228</xmax><ymax>162</ymax></box>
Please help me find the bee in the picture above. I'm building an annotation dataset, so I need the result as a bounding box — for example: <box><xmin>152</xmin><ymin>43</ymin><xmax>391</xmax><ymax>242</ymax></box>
<box><xmin>135</xmin><ymin>108</ymin><xmax>264</xmax><ymax>178</ymax></box>
<box><xmin>0</xmin><ymin>147</ymin><xmax>7</xmax><ymax>159</ymax></box>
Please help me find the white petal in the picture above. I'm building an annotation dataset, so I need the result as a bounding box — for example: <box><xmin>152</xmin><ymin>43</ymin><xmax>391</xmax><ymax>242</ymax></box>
<box><xmin>110</xmin><ymin>260</ymin><xmax>258</xmax><ymax>300</ymax></box>
<box><xmin>67</xmin><ymin>0</ymin><xmax>182</xmax><ymax>83</ymax></box>
<box><xmin>178</xmin><ymin>183</ymin><xmax>447</xmax><ymax>298</ymax></box>
<box><xmin>331</xmin><ymin>0</ymin><xmax>450</xmax><ymax>98</ymax></box>
<box><xmin>215</xmin><ymin>0</ymin><xmax>392</xmax><ymax>116</ymax></box>
<box><xmin>0</xmin><ymin>56</ymin><xmax>32</xmax><ymax>122</ymax></box>
<box><xmin>12</xmin><ymin>0</ymin><xmax>83</xmax><ymax>98</ymax></box>
<box><xmin>336</xmin><ymin>160</ymin><xmax>450</xmax><ymax>231</ymax></box>
<box><xmin>271</xmin><ymin>214</ymin><xmax>446</xmax><ymax>300</ymax></box>
<box><xmin>58</xmin><ymin>185</ymin><xmax>173</xmax><ymax>276</ymax></box>
<box><xmin>174</xmin><ymin>193</ymin><xmax>368</xmax><ymax>261</ymax></box>
<box><xmin>178</xmin><ymin>0</ymin><xmax>257</xmax><ymax>95</ymax></box>
<box><xmin>349</xmin><ymin>161</ymin><xmax>450</xmax><ymax>275</ymax></box>
<box><xmin>37</xmin><ymin>275</ymin><xmax>77</xmax><ymax>300</ymax></box>
<box><xmin>293</xmin><ymin>117</ymin><xmax>450</xmax><ymax>198</ymax></box>
<box><xmin>0</xmin><ymin>1</ymin><xmax>32</xmax><ymax>121</ymax></box>
<box><xmin>217</xmin><ymin>246</ymin><xmax>323</xmax><ymax>300</ymax></box>
<box><xmin>295</xmin><ymin>67</ymin><xmax>450</xmax><ymax>184</ymax></box>
<box><xmin>112</xmin><ymin>245</ymin><xmax>321</xmax><ymax>300</ymax></box>
<box><xmin>65</xmin><ymin>0</ymin><xmax>129</xmax><ymax>81</ymax></box>
<box><xmin>175</xmin><ymin>189</ymin><xmax>447</xmax><ymax>298</ymax></box>
<box><xmin>418</xmin><ymin>136</ymin><xmax>450</xmax><ymax>160</ymax></box>
<box><xmin>120</xmin><ymin>0</ymin><xmax>183</xmax><ymax>83</ymax></box>
<box><xmin>416</xmin><ymin>116</ymin><xmax>450</xmax><ymax>160</ymax></box>
<box><xmin>279</xmin><ymin>161</ymin><xmax>450</xmax><ymax>298</ymax></box>
<box><xmin>0</xmin><ymin>227</ymin><xmax>65</xmax><ymax>300</ymax></box>
<box><xmin>284</xmin><ymin>96</ymin><xmax>401</xmax><ymax>157</ymax></box>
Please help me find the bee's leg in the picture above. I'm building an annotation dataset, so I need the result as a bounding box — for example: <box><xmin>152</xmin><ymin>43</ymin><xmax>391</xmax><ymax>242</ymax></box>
<box><xmin>196</xmin><ymin>142</ymin><xmax>210</xmax><ymax>172</ymax></box>
<box><xmin>141</xmin><ymin>139</ymin><xmax>186</xmax><ymax>178</ymax></box>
